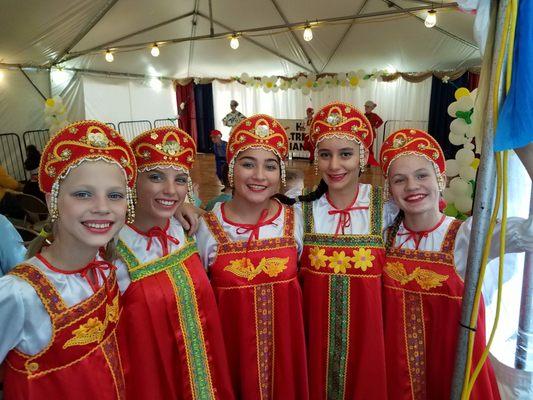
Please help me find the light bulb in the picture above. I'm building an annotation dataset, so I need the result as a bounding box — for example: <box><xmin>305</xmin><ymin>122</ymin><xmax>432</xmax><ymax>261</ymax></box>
<box><xmin>105</xmin><ymin>50</ymin><xmax>114</xmax><ymax>62</ymax></box>
<box><xmin>424</xmin><ymin>10</ymin><xmax>437</xmax><ymax>28</ymax></box>
<box><xmin>151</xmin><ymin>44</ymin><xmax>160</xmax><ymax>57</ymax></box>
<box><xmin>303</xmin><ymin>26</ymin><xmax>313</xmax><ymax>42</ymax></box>
<box><xmin>230</xmin><ymin>36</ymin><xmax>239</xmax><ymax>50</ymax></box>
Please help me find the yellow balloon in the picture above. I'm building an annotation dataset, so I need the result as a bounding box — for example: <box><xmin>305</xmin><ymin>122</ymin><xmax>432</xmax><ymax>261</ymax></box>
<box><xmin>470</xmin><ymin>158</ymin><xmax>480</xmax><ymax>170</ymax></box>
<box><xmin>455</xmin><ymin>87</ymin><xmax>470</xmax><ymax>100</ymax></box>
<box><xmin>45</xmin><ymin>98</ymin><xmax>55</xmax><ymax>108</ymax></box>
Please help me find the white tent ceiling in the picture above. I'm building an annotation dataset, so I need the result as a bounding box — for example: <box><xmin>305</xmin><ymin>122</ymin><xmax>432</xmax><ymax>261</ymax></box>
<box><xmin>1</xmin><ymin>0</ymin><xmax>479</xmax><ymax>78</ymax></box>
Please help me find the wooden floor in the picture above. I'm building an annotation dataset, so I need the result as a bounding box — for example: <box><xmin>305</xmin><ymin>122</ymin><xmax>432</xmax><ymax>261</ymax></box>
<box><xmin>190</xmin><ymin>153</ymin><xmax>385</xmax><ymax>206</ymax></box>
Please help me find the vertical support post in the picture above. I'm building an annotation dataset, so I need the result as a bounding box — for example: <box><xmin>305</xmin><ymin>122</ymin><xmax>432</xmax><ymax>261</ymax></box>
<box><xmin>515</xmin><ymin>187</ymin><xmax>533</xmax><ymax>370</ymax></box>
<box><xmin>450</xmin><ymin>0</ymin><xmax>509</xmax><ymax>398</ymax></box>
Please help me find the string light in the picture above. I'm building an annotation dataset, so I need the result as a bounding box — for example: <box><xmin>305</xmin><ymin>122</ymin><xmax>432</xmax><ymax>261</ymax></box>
<box><xmin>105</xmin><ymin>50</ymin><xmax>114</xmax><ymax>62</ymax></box>
<box><xmin>424</xmin><ymin>9</ymin><xmax>437</xmax><ymax>28</ymax></box>
<box><xmin>230</xmin><ymin>35</ymin><xmax>240</xmax><ymax>50</ymax></box>
<box><xmin>303</xmin><ymin>25</ymin><xmax>313</xmax><ymax>42</ymax></box>
<box><xmin>150</xmin><ymin>44</ymin><xmax>160</xmax><ymax>57</ymax></box>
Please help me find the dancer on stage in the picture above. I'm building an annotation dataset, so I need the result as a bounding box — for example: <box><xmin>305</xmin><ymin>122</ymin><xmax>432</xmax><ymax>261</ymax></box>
<box><xmin>378</xmin><ymin>129</ymin><xmax>533</xmax><ymax>399</ymax></box>
<box><xmin>115</xmin><ymin>126</ymin><xmax>234</xmax><ymax>400</ymax></box>
<box><xmin>197</xmin><ymin>114</ymin><xmax>309</xmax><ymax>400</ymax></box>
<box><xmin>0</xmin><ymin>121</ymin><xmax>136</xmax><ymax>399</ymax></box>
<box><xmin>278</xmin><ymin>102</ymin><xmax>397</xmax><ymax>399</ymax></box>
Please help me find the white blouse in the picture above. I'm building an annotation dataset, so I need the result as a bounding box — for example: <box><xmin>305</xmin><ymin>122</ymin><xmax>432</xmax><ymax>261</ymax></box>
<box><xmin>115</xmin><ymin>217</ymin><xmax>189</xmax><ymax>293</ymax></box>
<box><xmin>0</xmin><ymin>255</ymin><xmax>111</xmax><ymax>360</ymax></box>
<box><xmin>303</xmin><ymin>183</ymin><xmax>399</xmax><ymax>234</ymax></box>
<box><xmin>196</xmin><ymin>202</ymin><xmax>304</xmax><ymax>269</ymax></box>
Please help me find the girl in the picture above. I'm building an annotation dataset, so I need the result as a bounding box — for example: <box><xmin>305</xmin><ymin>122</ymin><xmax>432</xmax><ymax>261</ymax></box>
<box><xmin>115</xmin><ymin>126</ymin><xmax>234</xmax><ymax>400</ymax></box>
<box><xmin>379</xmin><ymin>129</ymin><xmax>530</xmax><ymax>399</ymax></box>
<box><xmin>281</xmin><ymin>102</ymin><xmax>398</xmax><ymax>399</ymax></box>
<box><xmin>196</xmin><ymin>114</ymin><xmax>309</xmax><ymax>400</ymax></box>
<box><xmin>0</xmin><ymin>120</ymin><xmax>137</xmax><ymax>399</ymax></box>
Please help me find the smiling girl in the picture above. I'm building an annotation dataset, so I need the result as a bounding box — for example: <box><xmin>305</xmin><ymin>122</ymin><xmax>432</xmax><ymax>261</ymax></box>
<box><xmin>279</xmin><ymin>102</ymin><xmax>398</xmax><ymax>399</ymax></box>
<box><xmin>114</xmin><ymin>127</ymin><xmax>233</xmax><ymax>400</ymax></box>
<box><xmin>196</xmin><ymin>115</ymin><xmax>308</xmax><ymax>400</ymax></box>
<box><xmin>378</xmin><ymin>129</ymin><xmax>533</xmax><ymax>399</ymax></box>
<box><xmin>0</xmin><ymin>121</ymin><xmax>137</xmax><ymax>399</ymax></box>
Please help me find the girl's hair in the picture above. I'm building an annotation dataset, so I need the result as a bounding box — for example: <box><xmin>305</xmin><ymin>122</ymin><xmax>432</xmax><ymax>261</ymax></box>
<box><xmin>275</xmin><ymin>178</ymin><xmax>329</xmax><ymax>205</ymax></box>
<box><xmin>384</xmin><ymin>209</ymin><xmax>405</xmax><ymax>250</ymax></box>
<box><xmin>26</xmin><ymin>218</ymin><xmax>121</xmax><ymax>263</ymax></box>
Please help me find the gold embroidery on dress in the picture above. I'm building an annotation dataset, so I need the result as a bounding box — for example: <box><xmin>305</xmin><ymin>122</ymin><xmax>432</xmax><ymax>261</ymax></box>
<box><xmin>63</xmin><ymin>295</ymin><xmax>119</xmax><ymax>349</ymax></box>
<box><xmin>384</xmin><ymin>262</ymin><xmax>448</xmax><ymax>290</ymax></box>
<box><xmin>309</xmin><ymin>246</ymin><xmax>375</xmax><ymax>273</ymax></box>
<box><xmin>224</xmin><ymin>257</ymin><xmax>288</xmax><ymax>281</ymax></box>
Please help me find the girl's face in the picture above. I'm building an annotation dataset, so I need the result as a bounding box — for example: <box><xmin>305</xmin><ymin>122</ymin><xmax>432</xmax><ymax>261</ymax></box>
<box><xmin>317</xmin><ymin>137</ymin><xmax>366</xmax><ymax>193</ymax></box>
<box><xmin>232</xmin><ymin>148</ymin><xmax>280</xmax><ymax>205</ymax></box>
<box><xmin>388</xmin><ymin>155</ymin><xmax>440</xmax><ymax>217</ymax></box>
<box><xmin>52</xmin><ymin>160</ymin><xmax>127</xmax><ymax>251</ymax></box>
<box><xmin>135</xmin><ymin>167</ymin><xmax>188</xmax><ymax>227</ymax></box>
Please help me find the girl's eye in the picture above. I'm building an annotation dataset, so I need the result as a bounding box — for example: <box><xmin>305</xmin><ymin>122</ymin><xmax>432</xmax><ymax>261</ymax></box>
<box><xmin>340</xmin><ymin>152</ymin><xmax>353</xmax><ymax>158</ymax></box>
<box><xmin>241</xmin><ymin>162</ymin><xmax>254</xmax><ymax>168</ymax></box>
<box><xmin>392</xmin><ymin>178</ymin><xmax>404</xmax><ymax>184</ymax></box>
<box><xmin>318</xmin><ymin>152</ymin><xmax>330</xmax><ymax>159</ymax></box>
<box><xmin>417</xmin><ymin>173</ymin><xmax>428</xmax><ymax>179</ymax></box>
<box><xmin>176</xmin><ymin>177</ymin><xmax>188</xmax><ymax>185</ymax></box>
<box><xmin>72</xmin><ymin>191</ymin><xmax>91</xmax><ymax>199</ymax></box>
<box><xmin>265</xmin><ymin>164</ymin><xmax>278</xmax><ymax>171</ymax></box>
<box><xmin>108</xmin><ymin>192</ymin><xmax>125</xmax><ymax>200</ymax></box>
<box><xmin>149</xmin><ymin>174</ymin><xmax>163</xmax><ymax>182</ymax></box>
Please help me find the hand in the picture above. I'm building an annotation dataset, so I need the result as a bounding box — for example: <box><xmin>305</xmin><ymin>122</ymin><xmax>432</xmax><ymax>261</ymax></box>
<box><xmin>174</xmin><ymin>203</ymin><xmax>204</xmax><ymax>235</ymax></box>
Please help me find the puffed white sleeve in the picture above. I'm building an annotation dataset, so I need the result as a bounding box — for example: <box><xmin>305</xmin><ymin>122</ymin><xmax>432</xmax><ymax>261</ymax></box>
<box><xmin>195</xmin><ymin>219</ymin><xmax>217</xmax><ymax>271</ymax></box>
<box><xmin>454</xmin><ymin>216</ymin><xmax>533</xmax><ymax>282</ymax></box>
<box><xmin>293</xmin><ymin>204</ymin><xmax>304</xmax><ymax>259</ymax></box>
<box><xmin>382</xmin><ymin>199</ymin><xmax>400</xmax><ymax>231</ymax></box>
<box><xmin>113</xmin><ymin>258</ymin><xmax>131</xmax><ymax>294</ymax></box>
<box><xmin>0</xmin><ymin>275</ymin><xmax>27</xmax><ymax>362</ymax></box>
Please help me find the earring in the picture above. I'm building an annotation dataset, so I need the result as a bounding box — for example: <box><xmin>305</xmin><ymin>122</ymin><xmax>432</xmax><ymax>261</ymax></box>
<box><xmin>281</xmin><ymin>162</ymin><xmax>286</xmax><ymax>187</ymax></box>
<box><xmin>126</xmin><ymin>186</ymin><xmax>136</xmax><ymax>224</ymax></box>
<box><xmin>50</xmin><ymin>182</ymin><xmax>60</xmax><ymax>222</ymax></box>
<box><xmin>359</xmin><ymin>145</ymin><xmax>366</xmax><ymax>173</ymax></box>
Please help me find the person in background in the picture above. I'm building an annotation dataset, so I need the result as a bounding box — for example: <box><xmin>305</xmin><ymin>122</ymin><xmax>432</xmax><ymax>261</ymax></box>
<box><xmin>210</xmin><ymin>129</ymin><xmax>228</xmax><ymax>187</ymax></box>
<box><xmin>204</xmin><ymin>164</ymin><xmax>232</xmax><ymax>212</ymax></box>
<box><xmin>22</xmin><ymin>145</ymin><xmax>45</xmax><ymax>202</ymax></box>
<box><xmin>0</xmin><ymin>214</ymin><xmax>26</xmax><ymax>277</ymax></box>
<box><xmin>222</xmin><ymin>100</ymin><xmax>246</xmax><ymax>130</ymax></box>
<box><xmin>303</xmin><ymin>107</ymin><xmax>315</xmax><ymax>163</ymax></box>
<box><xmin>364</xmin><ymin>100</ymin><xmax>383</xmax><ymax>167</ymax></box>
<box><xmin>0</xmin><ymin>163</ymin><xmax>23</xmax><ymax>218</ymax></box>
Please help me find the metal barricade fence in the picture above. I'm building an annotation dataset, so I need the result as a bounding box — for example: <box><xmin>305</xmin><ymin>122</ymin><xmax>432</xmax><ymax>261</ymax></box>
<box><xmin>23</xmin><ymin>129</ymin><xmax>51</xmax><ymax>152</ymax></box>
<box><xmin>105</xmin><ymin>122</ymin><xmax>116</xmax><ymax>130</ymax></box>
<box><xmin>0</xmin><ymin>133</ymin><xmax>26</xmax><ymax>181</ymax></box>
<box><xmin>117</xmin><ymin>120</ymin><xmax>152</xmax><ymax>141</ymax></box>
<box><xmin>154</xmin><ymin>118</ymin><xmax>178</xmax><ymax>128</ymax></box>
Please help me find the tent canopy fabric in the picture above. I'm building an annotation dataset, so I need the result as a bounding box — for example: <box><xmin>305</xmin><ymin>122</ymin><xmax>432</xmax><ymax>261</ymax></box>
<box><xmin>1</xmin><ymin>0</ymin><xmax>479</xmax><ymax>78</ymax></box>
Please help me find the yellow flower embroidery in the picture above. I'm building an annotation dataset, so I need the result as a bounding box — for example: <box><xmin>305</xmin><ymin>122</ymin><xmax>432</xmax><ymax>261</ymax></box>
<box><xmin>309</xmin><ymin>247</ymin><xmax>327</xmax><ymax>270</ymax></box>
<box><xmin>329</xmin><ymin>251</ymin><xmax>351</xmax><ymax>274</ymax></box>
<box><xmin>352</xmin><ymin>248</ymin><xmax>375</xmax><ymax>271</ymax></box>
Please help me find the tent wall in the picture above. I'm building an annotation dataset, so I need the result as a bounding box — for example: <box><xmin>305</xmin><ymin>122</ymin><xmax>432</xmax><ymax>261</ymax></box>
<box><xmin>0</xmin><ymin>69</ymin><xmax>50</xmax><ymax>135</ymax></box>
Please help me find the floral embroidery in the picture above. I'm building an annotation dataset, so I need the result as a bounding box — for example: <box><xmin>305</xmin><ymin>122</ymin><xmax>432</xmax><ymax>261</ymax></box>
<box><xmin>63</xmin><ymin>295</ymin><xmax>119</xmax><ymax>349</ymax></box>
<box><xmin>224</xmin><ymin>257</ymin><xmax>288</xmax><ymax>281</ymax></box>
<box><xmin>87</xmin><ymin>130</ymin><xmax>110</xmax><ymax>148</ymax></box>
<box><xmin>329</xmin><ymin>251</ymin><xmax>351</xmax><ymax>274</ymax></box>
<box><xmin>352</xmin><ymin>248</ymin><xmax>375</xmax><ymax>271</ymax></box>
<box><xmin>309</xmin><ymin>247</ymin><xmax>327</xmax><ymax>270</ymax></box>
<box><xmin>156</xmin><ymin>140</ymin><xmax>181</xmax><ymax>156</ymax></box>
<box><xmin>384</xmin><ymin>262</ymin><xmax>448</xmax><ymax>291</ymax></box>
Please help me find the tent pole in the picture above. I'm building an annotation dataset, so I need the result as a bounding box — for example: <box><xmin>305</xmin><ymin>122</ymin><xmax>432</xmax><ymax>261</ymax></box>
<box><xmin>515</xmin><ymin>187</ymin><xmax>533</xmax><ymax>370</ymax></box>
<box><xmin>19</xmin><ymin>68</ymin><xmax>47</xmax><ymax>100</ymax></box>
<box><xmin>450</xmin><ymin>1</ymin><xmax>508</xmax><ymax>399</ymax></box>
<box><xmin>208</xmin><ymin>0</ymin><xmax>214</xmax><ymax>36</ymax></box>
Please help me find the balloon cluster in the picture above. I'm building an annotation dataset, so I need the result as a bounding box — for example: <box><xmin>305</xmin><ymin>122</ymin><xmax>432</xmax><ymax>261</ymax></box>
<box><xmin>442</xmin><ymin>87</ymin><xmax>479</xmax><ymax>219</ymax></box>
<box><xmin>44</xmin><ymin>96</ymin><xmax>69</xmax><ymax>134</ymax></box>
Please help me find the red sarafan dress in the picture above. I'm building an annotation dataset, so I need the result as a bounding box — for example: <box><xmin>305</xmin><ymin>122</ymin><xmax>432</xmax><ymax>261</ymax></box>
<box><xmin>299</xmin><ymin>186</ymin><xmax>388</xmax><ymax>400</ymax></box>
<box><xmin>202</xmin><ymin>204</ymin><xmax>309</xmax><ymax>400</ymax></box>
<box><xmin>364</xmin><ymin>112</ymin><xmax>383</xmax><ymax>167</ymax></box>
<box><xmin>4</xmin><ymin>259</ymin><xmax>125</xmax><ymax>400</ymax></box>
<box><xmin>383</xmin><ymin>218</ymin><xmax>501</xmax><ymax>400</ymax></box>
<box><xmin>116</xmin><ymin>218</ymin><xmax>234</xmax><ymax>400</ymax></box>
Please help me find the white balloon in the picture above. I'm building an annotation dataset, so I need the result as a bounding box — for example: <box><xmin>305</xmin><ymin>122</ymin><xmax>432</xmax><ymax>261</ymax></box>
<box><xmin>456</xmin><ymin>95</ymin><xmax>474</xmax><ymax>112</ymax></box>
<box><xmin>240</xmin><ymin>72</ymin><xmax>250</xmax><ymax>82</ymax></box>
<box><xmin>463</xmin><ymin>142</ymin><xmax>475</xmax><ymax>150</ymax></box>
<box><xmin>459</xmin><ymin>166</ymin><xmax>476</xmax><ymax>181</ymax></box>
<box><xmin>449</xmin><ymin>132</ymin><xmax>468</xmax><ymax>146</ymax></box>
<box><xmin>464</xmin><ymin>125</ymin><xmax>475</xmax><ymax>138</ymax></box>
<box><xmin>455</xmin><ymin>195</ymin><xmax>473</xmax><ymax>213</ymax></box>
<box><xmin>456</xmin><ymin>148</ymin><xmax>475</xmax><ymax>166</ymax></box>
<box><xmin>450</xmin><ymin>118</ymin><xmax>468</xmax><ymax>136</ymax></box>
<box><xmin>445</xmin><ymin>159</ymin><xmax>460</xmax><ymax>177</ymax></box>
<box><xmin>442</xmin><ymin>188</ymin><xmax>456</xmax><ymax>203</ymax></box>
<box><xmin>450</xmin><ymin>177</ymin><xmax>469</xmax><ymax>195</ymax></box>
<box><xmin>301</xmin><ymin>86</ymin><xmax>311</xmax><ymax>95</ymax></box>
<box><xmin>447</xmin><ymin>102</ymin><xmax>458</xmax><ymax>117</ymax></box>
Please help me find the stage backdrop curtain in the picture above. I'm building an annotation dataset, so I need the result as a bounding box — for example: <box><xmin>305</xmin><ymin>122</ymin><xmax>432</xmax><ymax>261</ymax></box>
<box><xmin>427</xmin><ymin>74</ymin><xmax>469</xmax><ymax>159</ymax></box>
<box><xmin>193</xmin><ymin>83</ymin><xmax>215</xmax><ymax>153</ymax></box>
<box><xmin>212</xmin><ymin>78</ymin><xmax>432</xmax><ymax>155</ymax></box>
<box><xmin>175</xmin><ymin>82</ymin><xmax>197</xmax><ymax>142</ymax></box>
